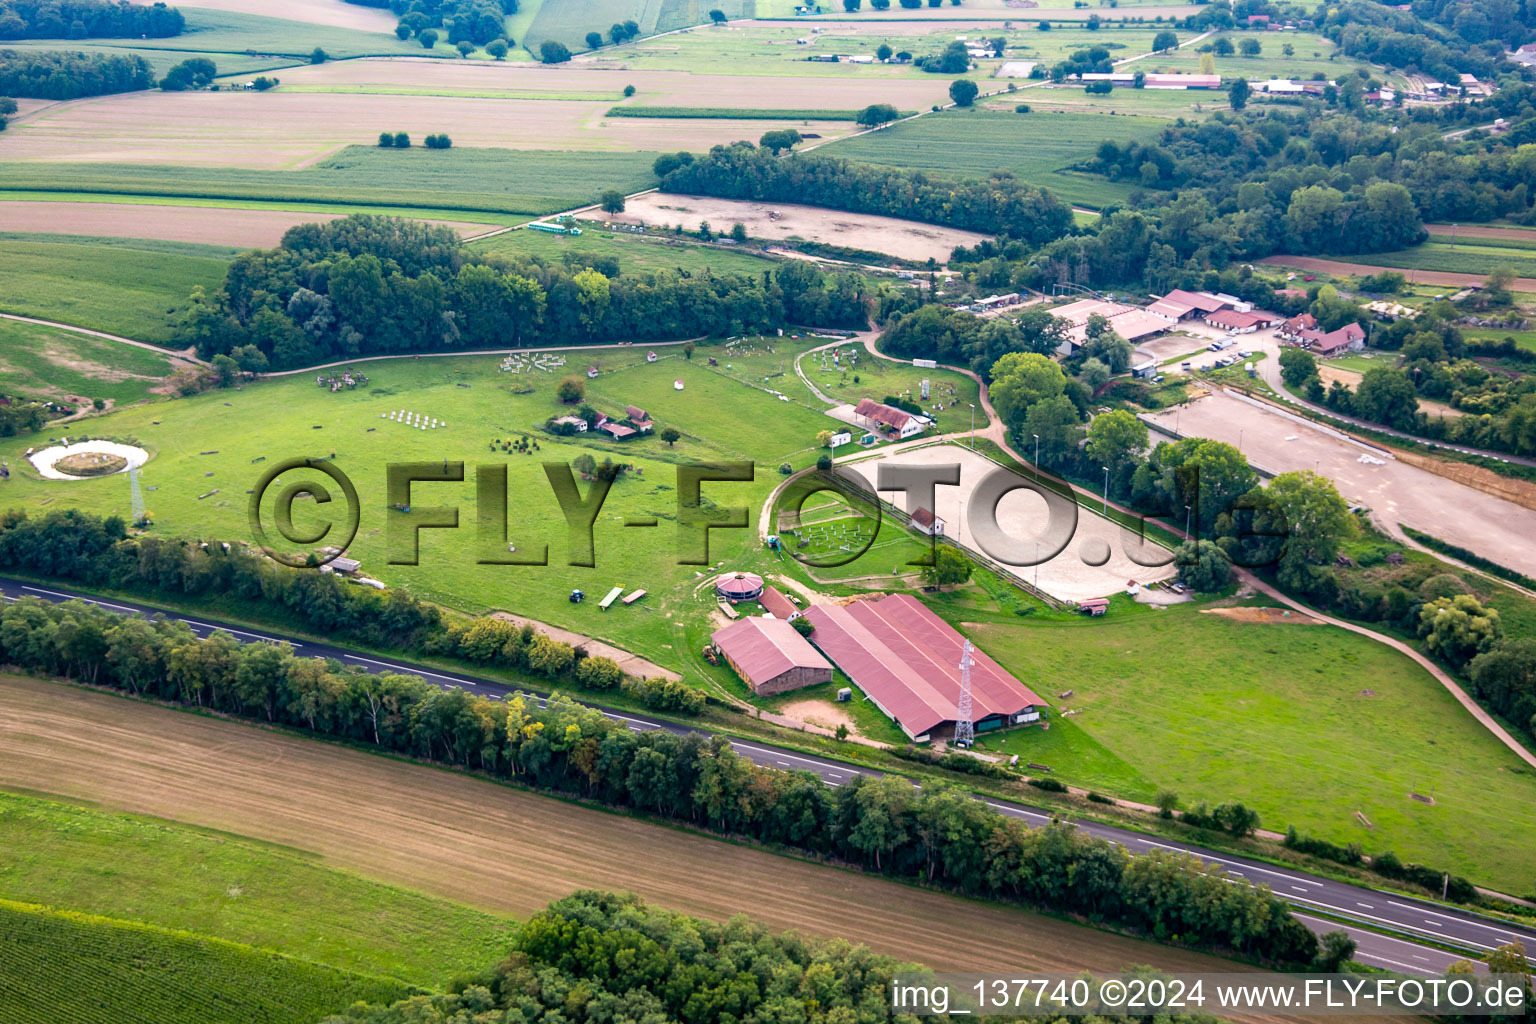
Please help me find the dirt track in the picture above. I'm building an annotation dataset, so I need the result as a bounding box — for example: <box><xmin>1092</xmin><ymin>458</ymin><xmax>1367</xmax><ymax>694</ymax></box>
<box><xmin>0</xmin><ymin>200</ymin><xmax>495</xmax><ymax>247</ymax></box>
<box><xmin>0</xmin><ymin>673</ymin><xmax>1282</xmax><ymax>984</ymax></box>
<box><xmin>1259</xmin><ymin>256</ymin><xmax>1536</xmax><ymax>292</ymax></box>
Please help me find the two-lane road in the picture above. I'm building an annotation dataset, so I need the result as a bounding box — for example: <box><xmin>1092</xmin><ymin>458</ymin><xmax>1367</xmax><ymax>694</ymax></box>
<box><xmin>3</xmin><ymin>576</ymin><xmax>1531</xmax><ymax>974</ymax></box>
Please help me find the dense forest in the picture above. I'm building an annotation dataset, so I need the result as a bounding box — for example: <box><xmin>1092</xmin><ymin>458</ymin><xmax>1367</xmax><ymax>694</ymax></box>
<box><xmin>0</xmin><ymin>515</ymin><xmax>1323</xmax><ymax>967</ymax></box>
<box><xmin>176</xmin><ymin>216</ymin><xmax>875</xmax><ymax>368</ymax></box>
<box><xmin>0</xmin><ymin>0</ymin><xmax>183</xmax><ymax>39</ymax></box>
<box><xmin>346</xmin><ymin>0</ymin><xmax>516</xmax><ymax>45</ymax></box>
<box><xmin>0</xmin><ymin>47</ymin><xmax>152</xmax><ymax>97</ymax></box>
<box><xmin>657</xmin><ymin>143</ymin><xmax>1073</xmax><ymax>243</ymax></box>
<box><xmin>321</xmin><ymin>891</ymin><xmax>1344</xmax><ymax>1024</ymax></box>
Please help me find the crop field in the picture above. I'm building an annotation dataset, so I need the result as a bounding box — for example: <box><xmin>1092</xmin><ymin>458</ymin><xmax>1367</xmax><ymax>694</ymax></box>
<box><xmin>0</xmin><ymin>236</ymin><xmax>229</xmax><ymax>345</ymax></box>
<box><xmin>0</xmin><ymin>318</ymin><xmax>184</xmax><ymax>406</ymax></box>
<box><xmin>2</xmin><ymin>91</ymin><xmax>760</xmax><ymax>168</ymax></box>
<box><xmin>992</xmin><ymin>85</ymin><xmax>1230</xmax><ymax>119</ymax></box>
<box><xmin>820</xmin><ymin>109</ymin><xmax>1167</xmax><ymax>208</ymax></box>
<box><xmin>0</xmin><ymin>200</ymin><xmax>497</xmax><ymax>248</ymax></box>
<box><xmin>0</xmin><ymin>342</ymin><xmax>845</xmax><ymax>668</ymax></box>
<box><xmin>0</xmin><ymin>791</ymin><xmax>516</xmax><ymax>986</ymax></box>
<box><xmin>618</xmin><ymin>192</ymin><xmax>990</xmax><ymax>262</ymax></box>
<box><xmin>0</xmin><ymin>898</ymin><xmax>409</xmax><ymax>1024</ymax></box>
<box><xmin>1327</xmin><ymin>240</ymin><xmax>1536</xmax><ymax>278</ymax></box>
<box><xmin>967</xmin><ymin>602</ymin><xmax>1536</xmax><ymax>892</ymax></box>
<box><xmin>0</xmin><ymin>149</ymin><xmax>662</xmax><ymax>216</ymax></box>
<box><xmin>0</xmin><ymin>672</ymin><xmax>1271</xmax><ymax>979</ymax></box>
<box><xmin>271</xmin><ymin>56</ymin><xmax>955</xmax><ymax>112</ymax></box>
<box><xmin>471</xmin><ymin>225</ymin><xmax>780</xmax><ymax>275</ymax></box>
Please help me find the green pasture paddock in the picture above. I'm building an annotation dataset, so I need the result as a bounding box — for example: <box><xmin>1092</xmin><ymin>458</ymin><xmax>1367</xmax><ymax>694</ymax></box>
<box><xmin>0</xmin><ymin>193</ymin><xmax>525</xmax><ymax>226</ymax></box>
<box><xmin>818</xmin><ymin>109</ymin><xmax>1166</xmax><ymax>208</ymax></box>
<box><xmin>0</xmin><ymin>148</ymin><xmax>662</xmax><ymax>217</ymax></box>
<box><xmin>0</xmin><ymin>340</ymin><xmax>852</xmax><ymax>671</ymax></box>
<box><xmin>0</xmin><ymin>898</ymin><xmax>409</xmax><ymax>1024</ymax></box>
<box><xmin>1147</xmin><ymin>31</ymin><xmax>1384</xmax><ymax>84</ymax></box>
<box><xmin>799</xmin><ymin>342</ymin><xmax>990</xmax><ymax>435</ymax></box>
<box><xmin>471</xmin><ymin>225</ymin><xmax>780</xmax><ymax>275</ymax></box>
<box><xmin>0</xmin><ymin>791</ymin><xmax>514</xmax><ymax>989</ymax></box>
<box><xmin>0</xmin><ymin>235</ymin><xmax>230</xmax><ymax>345</ymax></box>
<box><xmin>524</xmin><ymin>0</ymin><xmax>755</xmax><ymax>51</ymax></box>
<box><xmin>0</xmin><ymin>318</ymin><xmax>182</xmax><ymax>406</ymax></box>
<box><xmin>966</xmin><ymin>601</ymin><xmax>1536</xmax><ymax>894</ymax></box>
<box><xmin>607</xmin><ymin>106</ymin><xmax>866</xmax><ymax>119</ymax></box>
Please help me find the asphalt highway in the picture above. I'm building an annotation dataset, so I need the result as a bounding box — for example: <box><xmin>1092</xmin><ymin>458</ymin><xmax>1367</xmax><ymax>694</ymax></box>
<box><xmin>4</xmin><ymin>576</ymin><xmax>1532</xmax><ymax>975</ymax></box>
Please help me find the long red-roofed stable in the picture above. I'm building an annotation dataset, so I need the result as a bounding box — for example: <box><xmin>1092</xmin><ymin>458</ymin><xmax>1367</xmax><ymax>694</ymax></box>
<box><xmin>803</xmin><ymin>594</ymin><xmax>1046</xmax><ymax>741</ymax></box>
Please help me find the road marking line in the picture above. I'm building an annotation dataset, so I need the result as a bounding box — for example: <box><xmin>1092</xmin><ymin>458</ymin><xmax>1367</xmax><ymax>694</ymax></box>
<box><xmin>182</xmin><ymin>619</ymin><xmax>294</xmax><ymax>645</ymax></box>
<box><xmin>342</xmin><ymin>654</ymin><xmax>476</xmax><ymax>684</ymax></box>
<box><xmin>1387</xmin><ymin>901</ymin><xmax>1525</xmax><ymax>940</ymax></box>
<box><xmin>22</xmin><ymin>585</ymin><xmax>138</xmax><ymax>613</ymax></box>
<box><xmin>1358</xmin><ymin>952</ymin><xmax>1433</xmax><ymax>974</ymax></box>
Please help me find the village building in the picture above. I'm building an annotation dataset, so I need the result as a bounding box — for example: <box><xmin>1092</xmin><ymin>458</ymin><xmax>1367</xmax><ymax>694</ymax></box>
<box><xmin>910</xmin><ymin>506</ymin><xmax>945</xmax><ymax>537</ymax></box>
<box><xmin>711</xmin><ymin>616</ymin><xmax>832</xmax><ymax>695</ymax></box>
<box><xmin>853</xmin><ymin>398</ymin><xmax>925</xmax><ymax>439</ymax></box>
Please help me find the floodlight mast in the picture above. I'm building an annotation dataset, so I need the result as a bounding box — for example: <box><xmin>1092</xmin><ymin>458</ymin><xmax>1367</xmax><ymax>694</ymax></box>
<box><xmin>955</xmin><ymin>640</ymin><xmax>975</xmax><ymax>748</ymax></box>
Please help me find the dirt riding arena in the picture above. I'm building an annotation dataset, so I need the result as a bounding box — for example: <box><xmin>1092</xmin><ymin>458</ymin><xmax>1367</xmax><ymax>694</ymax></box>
<box><xmin>0</xmin><ymin>673</ymin><xmax>1277</xmax><ymax>985</ymax></box>
<box><xmin>1144</xmin><ymin>390</ymin><xmax>1536</xmax><ymax>579</ymax></box>
<box><xmin>0</xmin><ymin>200</ymin><xmax>496</xmax><ymax>247</ymax></box>
<box><xmin>615</xmin><ymin>193</ymin><xmax>989</xmax><ymax>264</ymax></box>
<box><xmin>842</xmin><ymin>444</ymin><xmax>1176</xmax><ymax>603</ymax></box>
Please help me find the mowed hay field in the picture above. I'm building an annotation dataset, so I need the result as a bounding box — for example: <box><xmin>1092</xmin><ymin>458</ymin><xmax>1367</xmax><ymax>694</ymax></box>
<box><xmin>967</xmin><ymin>604</ymin><xmax>1536</xmax><ymax>894</ymax></box>
<box><xmin>174</xmin><ymin>0</ymin><xmax>401</xmax><ymax>33</ymax></box>
<box><xmin>819</xmin><ymin>110</ymin><xmax>1168</xmax><ymax>208</ymax></box>
<box><xmin>0</xmin><ymin>673</ymin><xmax>1285</xmax><ymax>980</ymax></box>
<box><xmin>0</xmin><ymin>201</ymin><xmax>498</xmax><ymax>248</ymax></box>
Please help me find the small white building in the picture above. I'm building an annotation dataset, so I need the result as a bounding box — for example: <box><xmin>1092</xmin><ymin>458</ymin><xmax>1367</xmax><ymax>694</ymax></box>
<box><xmin>828</xmin><ymin>429</ymin><xmax>852</xmax><ymax>449</ymax></box>
<box><xmin>911</xmin><ymin>506</ymin><xmax>945</xmax><ymax>537</ymax></box>
<box><xmin>552</xmin><ymin>415</ymin><xmax>588</xmax><ymax>432</ymax></box>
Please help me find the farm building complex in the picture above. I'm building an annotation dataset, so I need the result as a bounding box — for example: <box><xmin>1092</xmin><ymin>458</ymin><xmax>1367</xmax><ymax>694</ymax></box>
<box><xmin>711</xmin><ymin>616</ymin><xmax>833</xmax><ymax>695</ymax></box>
<box><xmin>803</xmin><ymin>594</ymin><xmax>1046</xmax><ymax>741</ymax></box>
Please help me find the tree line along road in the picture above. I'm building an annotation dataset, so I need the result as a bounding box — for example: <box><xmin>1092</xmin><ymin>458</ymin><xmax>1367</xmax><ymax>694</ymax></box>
<box><xmin>1</xmin><ymin>576</ymin><xmax>1532</xmax><ymax>974</ymax></box>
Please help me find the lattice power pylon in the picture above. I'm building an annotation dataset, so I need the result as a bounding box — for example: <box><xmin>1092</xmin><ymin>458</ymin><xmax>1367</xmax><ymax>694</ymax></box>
<box><xmin>129</xmin><ymin>466</ymin><xmax>145</xmax><ymax>525</ymax></box>
<box><xmin>954</xmin><ymin>639</ymin><xmax>975</xmax><ymax>748</ymax></box>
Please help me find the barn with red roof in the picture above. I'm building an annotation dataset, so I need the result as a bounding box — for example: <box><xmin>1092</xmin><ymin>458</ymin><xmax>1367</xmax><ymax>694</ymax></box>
<box><xmin>802</xmin><ymin>594</ymin><xmax>1046</xmax><ymax>741</ymax></box>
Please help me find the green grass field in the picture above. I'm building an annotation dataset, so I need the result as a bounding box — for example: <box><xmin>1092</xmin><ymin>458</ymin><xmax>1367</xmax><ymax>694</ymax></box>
<box><xmin>525</xmin><ymin>0</ymin><xmax>756</xmax><ymax>50</ymax></box>
<box><xmin>818</xmin><ymin>109</ymin><xmax>1166</xmax><ymax>208</ymax></box>
<box><xmin>0</xmin><ymin>236</ymin><xmax>229</xmax><ymax>345</ymax></box>
<box><xmin>965</xmin><ymin>602</ymin><xmax>1536</xmax><ymax>893</ymax></box>
<box><xmin>0</xmin><ymin>791</ymin><xmax>515</xmax><ymax>987</ymax></box>
<box><xmin>0</xmin><ymin>318</ymin><xmax>182</xmax><ymax>406</ymax></box>
<box><xmin>0</xmin><ymin>899</ymin><xmax>410</xmax><ymax>1024</ymax></box>
<box><xmin>1148</xmin><ymin>30</ymin><xmax>1385</xmax><ymax>84</ymax></box>
<box><xmin>471</xmin><ymin>225</ymin><xmax>780</xmax><ymax>275</ymax></box>
<box><xmin>0</xmin><ymin>148</ymin><xmax>661</xmax><ymax>217</ymax></box>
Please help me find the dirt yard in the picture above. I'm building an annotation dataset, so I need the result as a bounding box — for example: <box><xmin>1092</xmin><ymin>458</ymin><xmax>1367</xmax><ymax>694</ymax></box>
<box><xmin>778</xmin><ymin>698</ymin><xmax>856</xmax><ymax>733</ymax></box>
<box><xmin>842</xmin><ymin>445</ymin><xmax>1176</xmax><ymax>602</ymax></box>
<box><xmin>0</xmin><ymin>200</ymin><xmax>495</xmax><ymax>246</ymax></box>
<box><xmin>1144</xmin><ymin>390</ymin><xmax>1536</xmax><ymax>578</ymax></box>
<box><xmin>1202</xmin><ymin>607</ymin><xmax>1321</xmax><ymax>625</ymax></box>
<box><xmin>615</xmin><ymin>193</ymin><xmax>989</xmax><ymax>264</ymax></box>
<box><xmin>0</xmin><ymin>672</ymin><xmax>1272</xmax><ymax>982</ymax></box>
